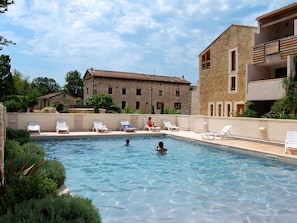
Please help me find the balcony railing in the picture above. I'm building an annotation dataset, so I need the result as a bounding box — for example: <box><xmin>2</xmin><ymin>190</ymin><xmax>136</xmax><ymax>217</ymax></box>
<box><xmin>253</xmin><ymin>35</ymin><xmax>297</xmax><ymax>64</ymax></box>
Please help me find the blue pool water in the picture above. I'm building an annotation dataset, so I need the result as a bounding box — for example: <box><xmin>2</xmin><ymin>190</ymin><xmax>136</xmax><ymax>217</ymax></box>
<box><xmin>38</xmin><ymin>136</ymin><xmax>297</xmax><ymax>223</ymax></box>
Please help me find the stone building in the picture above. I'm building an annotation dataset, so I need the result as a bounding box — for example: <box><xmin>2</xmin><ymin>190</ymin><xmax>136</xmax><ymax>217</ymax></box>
<box><xmin>246</xmin><ymin>2</ymin><xmax>297</xmax><ymax>116</ymax></box>
<box><xmin>83</xmin><ymin>69</ymin><xmax>192</xmax><ymax>114</ymax></box>
<box><xmin>38</xmin><ymin>92</ymin><xmax>78</xmax><ymax>110</ymax></box>
<box><xmin>198</xmin><ymin>24</ymin><xmax>257</xmax><ymax>116</ymax></box>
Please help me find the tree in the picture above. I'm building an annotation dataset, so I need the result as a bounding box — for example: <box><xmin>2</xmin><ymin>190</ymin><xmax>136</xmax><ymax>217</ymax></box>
<box><xmin>31</xmin><ymin>77</ymin><xmax>61</xmax><ymax>94</ymax></box>
<box><xmin>0</xmin><ymin>54</ymin><xmax>13</xmax><ymax>99</ymax></box>
<box><xmin>12</xmin><ymin>69</ymin><xmax>30</xmax><ymax>95</ymax></box>
<box><xmin>0</xmin><ymin>0</ymin><xmax>14</xmax><ymax>14</ymax></box>
<box><xmin>0</xmin><ymin>1</ymin><xmax>15</xmax><ymax>50</ymax></box>
<box><xmin>64</xmin><ymin>70</ymin><xmax>83</xmax><ymax>97</ymax></box>
<box><xmin>85</xmin><ymin>93</ymin><xmax>121</xmax><ymax>113</ymax></box>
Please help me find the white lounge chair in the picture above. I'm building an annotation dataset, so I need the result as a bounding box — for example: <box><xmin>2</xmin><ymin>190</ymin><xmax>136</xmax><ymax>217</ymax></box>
<box><xmin>120</xmin><ymin>120</ymin><xmax>135</xmax><ymax>132</ymax></box>
<box><xmin>202</xmin><ymin>125</ymin><xmax>232</xmax><ymax>140</ymax></box>
<box><xmin>163</xmin><ymin>119</ymin><xmax>179</xmax><ymax>131</ymax></box>
<box><xmin>285</xmin><ymin>131</ymin><xmax>297</xmax><ymax>153</ymax></box>
<box><xmin>56</xmin><ymin>120</ymin><xmax>69</xmax><ymax>134</ymax></box>
<box><xmin>93</xmin><ymin>120</ymin><xmax>108</xmax><ymax>133</ymax></box>
<box><xmin>27</xmin><ymin>122</ymin><xmax>41</xmax><ymax>134</ymax></box>
<box><xmin>144</xmin><ymin>118</ymin><xmax>161</xmax><ymax>132</ymax></box>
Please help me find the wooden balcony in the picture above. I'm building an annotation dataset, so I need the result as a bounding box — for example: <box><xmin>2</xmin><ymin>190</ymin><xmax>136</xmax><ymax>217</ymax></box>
<box><xmin>253</xmin><ymin>35</ymin><xmax>297</xmax><ymax>64</ymax></box>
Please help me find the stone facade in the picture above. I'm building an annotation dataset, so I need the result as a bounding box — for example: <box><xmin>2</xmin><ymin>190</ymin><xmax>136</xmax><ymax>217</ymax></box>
<box><xmin>190</xmin><ymin>85</ymin><xmax>199</xmax><ymax>114</ymax></box>
<box><xmin>198</xmin><ymin>24</ymin><xmax>257</xmax><ymax>116</ymax></box>
<box><xmin>38</xmin><ymin>92</ymin><xmax>77</xmax><ymax>110</ymax></box>
<box><xmin>83</xmin><ymin>69</ymin><xmax>192</xmax><ymax>114</ymax></box>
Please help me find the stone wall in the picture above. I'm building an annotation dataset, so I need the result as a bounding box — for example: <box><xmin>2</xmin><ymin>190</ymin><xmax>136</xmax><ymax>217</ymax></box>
<box><xmin>84</xmin><ymin>77</ymin><xmax>191</xmax><ymax>114</ymax></box>
<box><xmin>198</xmin><ymin>25</ymin><xmax>258</xmax><ymax>116</ymax></box>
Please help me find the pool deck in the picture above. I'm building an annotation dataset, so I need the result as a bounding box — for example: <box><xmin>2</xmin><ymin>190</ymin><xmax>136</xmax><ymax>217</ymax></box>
<box><xmin>31</xmin><ymin>129</ymin><xmax>297</xmax><ymax>164</ymax></box>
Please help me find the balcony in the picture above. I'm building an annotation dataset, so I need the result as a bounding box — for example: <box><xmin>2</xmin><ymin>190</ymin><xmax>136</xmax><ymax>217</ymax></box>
<box><xmin>247</xmin><ymin>78</ymin><xmax>285</xmax><ymax>101</ymax></box>
<box><xmin>253</xmin><ymin>35</ymin><xmax>297</xmax><ymax>64</ymax></box>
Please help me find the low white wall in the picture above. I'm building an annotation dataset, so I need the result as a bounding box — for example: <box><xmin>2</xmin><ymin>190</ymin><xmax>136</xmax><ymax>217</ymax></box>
<box><xmin>6</xmin><ymin>113</ymin><xmax>179</xmax><ymax>132</ymax></box>
<box><xmin>185</xmin><ymin>115</ymin><xmax>297</xmax><ymax>142</ymax></box>
<box><xmin>6</xmin><ymin>113</ymin><xmax>297</xmax><ymax>143</ymax></box>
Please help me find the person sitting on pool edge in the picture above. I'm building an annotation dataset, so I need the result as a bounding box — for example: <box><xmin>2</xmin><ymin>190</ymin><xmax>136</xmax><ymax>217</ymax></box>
<box><xmin>147</xmin><ymin>116</ymin><xmax>158</xmax><ymax>128</ymax></box>
<box><xmin>156</xmin><ymin>141</ymin><xmax>167</xmax><ymax>153</ymax></box>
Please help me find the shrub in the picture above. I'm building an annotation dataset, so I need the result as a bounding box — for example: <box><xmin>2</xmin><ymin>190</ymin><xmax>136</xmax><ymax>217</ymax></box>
<box><xmin>0</xmin><ymin>174</ymin><xmax>57</xmax><ymax>215</ymax></box>
<box><xmin>0</xmin><ymin>194</ymin><xmax>101</xmax><ymax>223</ymax></box>
<box><xmin>36</xmin><ymin>159</ymin><xmax>66</xmax><ymax>188</ymax></box>
<box><xmin>6</xmin><ymin>128</ymin><xmax>32</xmax><ymax>145</ymax></box>
<box><xmin>22</xmin><ymin>142</ymin><xmax>45</xmax><ymax>158</ymax></box>
<box><xmin>5</xmin><ymin>142</ymin><xmax>45</xmax><ymax>178</ymax></box>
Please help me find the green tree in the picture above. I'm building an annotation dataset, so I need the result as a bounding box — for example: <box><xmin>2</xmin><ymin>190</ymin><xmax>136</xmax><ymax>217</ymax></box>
<box><xmin>12</xmin><ymin>69</ymin><xmax>30</xmax><ymax>95</ymax></box>
<box><xmin>31</xmin><ymin>77</ymin><xmax>61</xmax><ymax>94</ymax></box>
<box><xmin>0</xmin><ymin>0</ymin><xmax>14</xmax><ymax>14</ymax></box>
<box><xmin>0</xmin><ymin>0</ymin><xmax>15</xmax><ymax>50</ymax></box>
<box><xmin>85</xmin><ymin>93</ymin><xmax>121</xmax><ymax>113</ymax></box>
<box><xmin>64</xmin><ymin>70</ymin><xmax>83</xmax><ymax>97</ymax></box>
<box><xmin>0</xmin><ymin>54</ymin><xmax>13</xmax><ymax>99</ymax></box>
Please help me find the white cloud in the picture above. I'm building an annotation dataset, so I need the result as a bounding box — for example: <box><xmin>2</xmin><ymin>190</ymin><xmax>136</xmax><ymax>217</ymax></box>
<box><xmin>1</xmin><ymin>0</ymin><xmax>296</xmax><ymax>85</ymax></box>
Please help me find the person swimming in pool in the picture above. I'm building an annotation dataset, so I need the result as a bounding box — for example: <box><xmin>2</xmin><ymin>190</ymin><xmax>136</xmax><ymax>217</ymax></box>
<box><xmin>156</xmin><ymin>141</ymin><xmax>167</xmax><ymax>153</ymax></box>
<box><xmin>124</xmin><ymin>138</ymin><xmax>130</xmax><ymax>146</ymax></box>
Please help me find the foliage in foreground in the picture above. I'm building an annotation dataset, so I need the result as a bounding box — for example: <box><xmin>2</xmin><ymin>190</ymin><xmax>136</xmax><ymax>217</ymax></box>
<box><xmin>6</xmin><ymin>128</ymin><xmax>32</xmax><ymax>145</ymax></box>
<box><xmin>0</xmin><ymin>174</ymin><xmax>57</xmax><ymax>215</ymax></box>
<box><xmin>0</xmin><ymin>194</ymin><xmax>101</xmax><ymax>223</ymax></box>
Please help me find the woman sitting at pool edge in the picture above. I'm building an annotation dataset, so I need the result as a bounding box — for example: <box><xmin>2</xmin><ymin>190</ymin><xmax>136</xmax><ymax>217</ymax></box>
<box><xmin>156</xmin><ymin>141</ymin><xmax>167</xmax><ymax>153</ymax></box>
<box><xmin>147</xmin><ymin>117</ymin><xmax>158</xmax><ymax>128</ymax></box>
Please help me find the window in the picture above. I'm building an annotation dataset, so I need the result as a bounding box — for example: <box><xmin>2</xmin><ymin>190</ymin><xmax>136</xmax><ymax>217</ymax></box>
<box><xmin>121</xmin><ymin>101</ymin><xmax>126</xmax><ymax>109</ymax></box>
<box><xmin>136</xmin><ymin>101</ymin><xmax>140</xmax><ymax>110</ymax></box>
<box><xmin>174</xmin><ymin>103</ymin><xmax>181</xmax><ymax>110</ymax></box>
<box><xmin>176</xmin><ymin>91</ymin><xmax>180</xmax><ymax>97</ymax></box>
<box><xmin>230</xmin><ymin>76</ymin><xmax>236</xmax><ymax>91</ymax></box>
<box><xmin>216</xmin><ymin>102</ymin><xmax>223</xmax><ymax>117</ymax></box>
<box><xmin>136</xmin><ymin>89</ymin><xmax>141</xmax><ymax>95</ymax></box>
<box><xmin>86</xmin><ymin>88</ymin><xmax>89</xmax><ymax>94</ymax></box>
<box><xmin>231</xmin><ymin>50</ymin><xmax>236</xmax><ymax>71</ymax></box>
<box><xmin>159</xmin><ymin>90</ymin><xmax>162</xmax><ymax>96</ymax></box>
<box><xmin>275</xmin><ymin>67</ymin><xmax>287</xmax><ymax>78</ymax></box>
<box><xmin>225</xmin><ymin>102</ymin><xmax>232</xmax><ymax>117</ymax></box>
<box><xmin>209</xmin><ymin>103</ymin><xmax>215</xmax><ymax>116</ymax></box>
<box><xmin>108</xmin><ymin>87</ymin><xmax>112</xmax><ymax>94</ymax></box>
<box><xmin>122</xmin><ymin>88</ymin><xmax>126</xmax><ymax>95</ymax></box>
<box><xmin>229</xmin><ymin>48</ymin><xmax>237</xmax><ymax>72</ymax></box>
<box><xmin>157</xmin><ymin>102</ymin><xmax>163</xmax><ymax>109</ymax></box>
<box><xmin>201</xmin><ymin>49</ymin><xmax>210</xmax><ymax>70</ymax></box>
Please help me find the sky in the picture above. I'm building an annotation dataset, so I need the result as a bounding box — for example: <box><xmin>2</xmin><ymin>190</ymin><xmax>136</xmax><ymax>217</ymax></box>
<box><xmin>0</xmin><ymin>0</ymin><xmax>296</xmax><ymax>87</ymax></box>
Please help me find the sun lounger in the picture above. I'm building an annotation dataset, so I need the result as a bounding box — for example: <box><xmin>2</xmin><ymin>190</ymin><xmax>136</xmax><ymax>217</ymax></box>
<box><xmin>163</xmin><ymin>119</ymin><xmax>179</xmax><ymax>131</ymax></box>
<box><xmin>285</xmin><ymin>131</ymin><xmax>297</xmax><ymax>153</ymax></box>
<box><xmin>120</xmin><ymin>120</ymin><xmax>135</xmax><ymax>132</ymax></box>
<box><xmin>56</xmin><ymin>120</ymin><xmax>69</xmax><ymax>134</ymax></box>
<box><xmin>144</xmin><ymin>118</ymin><xmax>161</xmax><ymax>132</ymax></box>
<box><xmin>202</xmin><ymin>125</ymin><xmax>232</xmax><ymax>140</ymax></box>
<box><xmin>27</xmin><ymin>122</ymin><xmax>41</xmax><ymax>134</ymax></box>
<box><xmin>93</xmin><ymin>120</ymin><xmax>108</xmax><ymax>133</ymax></box>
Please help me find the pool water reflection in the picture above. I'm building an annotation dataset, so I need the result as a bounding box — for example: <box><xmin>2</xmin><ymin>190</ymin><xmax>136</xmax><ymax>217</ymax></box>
<box><xmin>38</xmin><ymin>136</ymin><xmax>297</xmax><ymax>223</ymax></box>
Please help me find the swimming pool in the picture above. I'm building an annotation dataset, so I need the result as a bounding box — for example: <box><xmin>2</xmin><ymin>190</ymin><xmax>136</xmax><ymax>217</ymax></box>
<box><xmin>38</xmin><ymin>136</ymin><xmax>297</xmax><ymax>223</ymax></box>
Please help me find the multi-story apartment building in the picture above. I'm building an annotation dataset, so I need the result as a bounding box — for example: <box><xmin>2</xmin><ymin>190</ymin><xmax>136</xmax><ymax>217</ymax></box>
<box><xmin>83</xmin><ymin>69</ymin><xmax>192</xmax><ymax>114</ymax></box>
<box><xmin>198</xmin><ymin>24</ymin><xmax>257</xmax><ymax>116</ymax></box>
<box><xmin>246</xmin><ymin>3</ymin><xmax>297</xmax><ymax>115</ymax></box>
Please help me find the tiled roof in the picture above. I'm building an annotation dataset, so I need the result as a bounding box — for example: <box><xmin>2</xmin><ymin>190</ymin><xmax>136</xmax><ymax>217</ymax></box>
<box><xmin>38</xmin><ymin>92</ymin><xmax>76</xmax><ymax>99</ymax></box>
<box><xmin>84</xmin><ymin>69</ymin><xmax>191</xmax><ymax>84</ymax></box>
<box><xmin>256</xmin><ymin>2</ymin><xmax>297</xmax><ymax>21</ymax></box>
